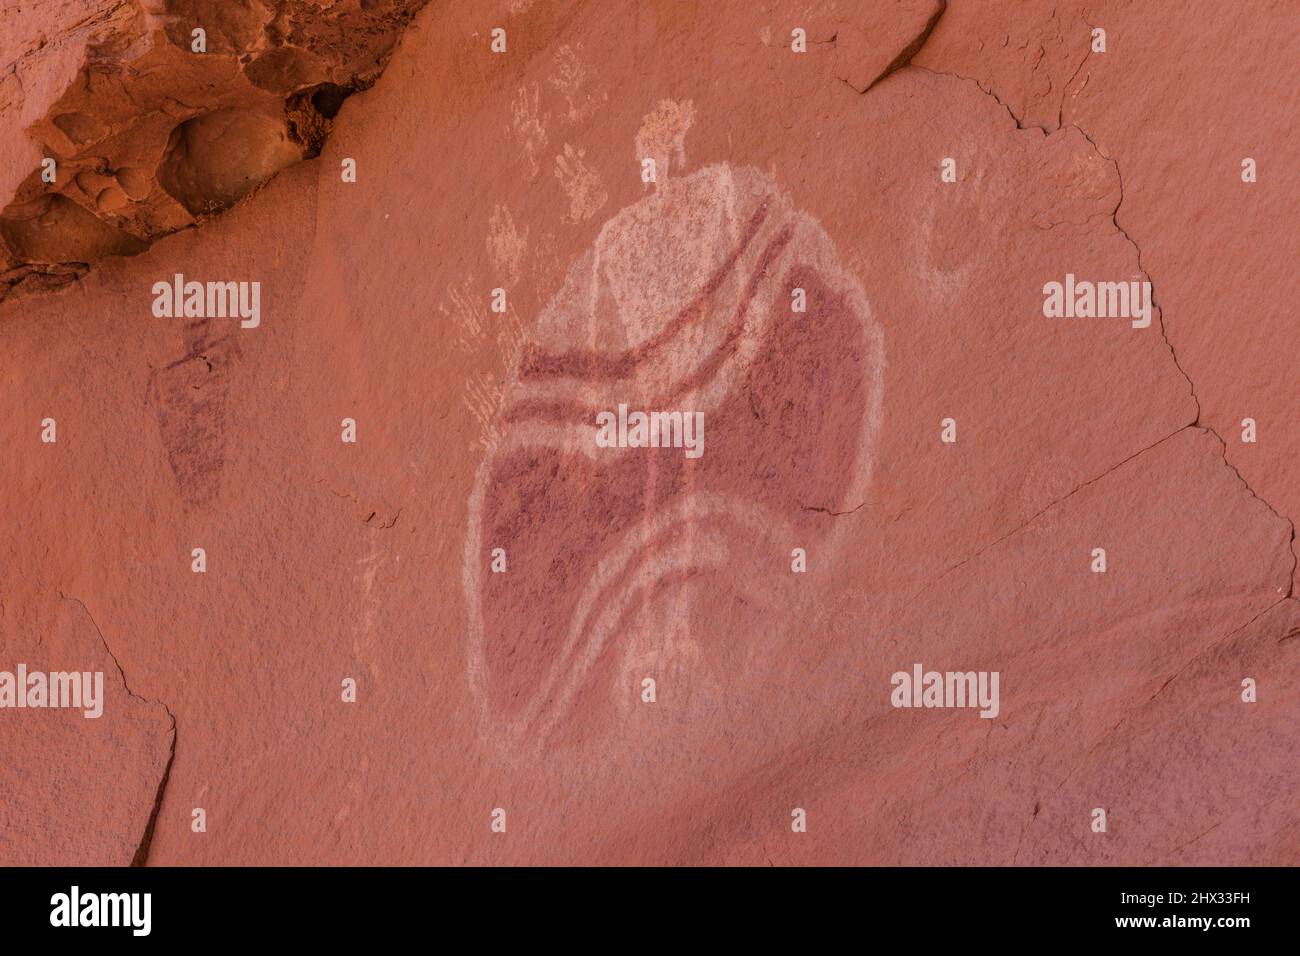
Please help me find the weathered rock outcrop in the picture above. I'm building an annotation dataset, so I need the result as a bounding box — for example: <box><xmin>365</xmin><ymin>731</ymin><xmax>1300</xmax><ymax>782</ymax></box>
<box><xmin>0</xmin><ymin>0</ymin><xmax>427</xmax><ymax>302</ymax></box>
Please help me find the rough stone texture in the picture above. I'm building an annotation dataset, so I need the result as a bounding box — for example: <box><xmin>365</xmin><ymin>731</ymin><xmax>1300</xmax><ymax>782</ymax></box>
<box><xmin>0</xmin><ymin>0</ymin><xmax>428</xmax><ymax>302</ymax></box>
<box><xmin>1</xmin><ymin>0</ymin><xmax>1296</xmax><ymax>866</ymax></box>
<box><xmin>0</xmin><ymin>591</ymin><xmax>174</xmax><ymax>866</ymax></box>
<box><xmin>914</xmin><ymin>0</ymin><xmax>1300</xmax><ymax>592</ymax></box>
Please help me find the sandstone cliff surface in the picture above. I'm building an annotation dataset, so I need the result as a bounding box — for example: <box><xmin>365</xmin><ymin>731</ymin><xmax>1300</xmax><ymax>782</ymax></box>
<box><xmin>1</xmin><ymin>0</ymin><xmax>1295</xmax><ymax>866</ymax></box>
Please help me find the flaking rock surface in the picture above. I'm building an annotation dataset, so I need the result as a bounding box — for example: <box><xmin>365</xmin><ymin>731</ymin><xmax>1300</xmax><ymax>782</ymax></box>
<box><xmin>0</xmin><ymin>0</ymin><xmax>428</xmax><ymax>302</ymax></box>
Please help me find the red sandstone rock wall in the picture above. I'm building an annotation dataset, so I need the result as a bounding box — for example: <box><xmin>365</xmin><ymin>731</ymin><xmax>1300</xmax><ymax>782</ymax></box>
<box><xmin>1</xmin><ymin>0</ymin><xmax>1296</xmax><ymax>866</ymax></box>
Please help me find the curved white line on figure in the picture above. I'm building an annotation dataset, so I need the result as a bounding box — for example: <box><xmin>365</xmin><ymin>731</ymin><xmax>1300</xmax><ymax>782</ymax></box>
<box><xmin>525</xmin><ymin>492</ymin><xmax>797</xmax><ymax>745</ymax></box>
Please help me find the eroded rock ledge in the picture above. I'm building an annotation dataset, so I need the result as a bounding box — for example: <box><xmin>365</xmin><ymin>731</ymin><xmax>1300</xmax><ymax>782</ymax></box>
<box><xmin>0</xmin><ymin>0</ymin><xmax>428</xmax><ymax>303</ymax></box>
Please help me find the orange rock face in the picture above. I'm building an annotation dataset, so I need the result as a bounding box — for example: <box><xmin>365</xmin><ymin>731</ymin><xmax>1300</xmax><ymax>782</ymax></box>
<box><xmin>0</xmin><ymin>0</ymin><xmax>427</xmax><ymax>301</ymax></box>
<box><xmin>1</xmin><ymin>0</ymin><xmax>1296</xmax><ymax>866</ymax></box>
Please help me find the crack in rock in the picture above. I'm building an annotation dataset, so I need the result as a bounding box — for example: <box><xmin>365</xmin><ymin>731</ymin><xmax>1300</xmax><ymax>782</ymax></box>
<box><xmin>834</xmin><ymin>1</ymin><xmax>949</xmax><ymax>94</ymax></box>
<box><xmin>879</xmin><ymin>39</ymin><xmax>1300</xmax><ymax>863</ymax></box>
<box><xmin>55</xmin><ymin>588</ymin><xmax>177</xmax><ymax>867</ymax></box>
<box><xmin>892</xmin><ymin>61</ymin><xmax>1300</xmax><ymax>603</ymax></box>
